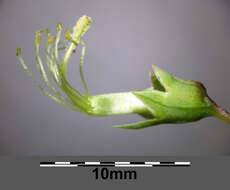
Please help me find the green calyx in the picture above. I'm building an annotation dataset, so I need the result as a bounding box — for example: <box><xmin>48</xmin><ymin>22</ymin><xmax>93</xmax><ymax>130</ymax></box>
<box><xmin>16</xmin><ymin>15</ymin><xmax>230</xmax><ymax>129</ymax></box>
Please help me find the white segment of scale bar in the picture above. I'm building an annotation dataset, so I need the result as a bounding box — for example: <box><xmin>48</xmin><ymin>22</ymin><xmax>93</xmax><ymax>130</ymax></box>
<box><xmin>115</xmin><ymin>162</ymin><xmax>130</xmax><ymax>165</ymax></box>
<box><xmin>40</xmin><ymin>164</ymin><xmax>78</xmax><ymax>167</ymax></box>
<box><xmin>174</xmin><ymin>162</ymin><xmax>191</xmax><ymax>165</ymax></box>
<box><xmin>115</xmin><ymin>164</ymin><xmax>152</xmax><ymax>167</ymax></box>
<box><xmin>55</xmin><ymin>162</ymin><xmax>70</xmax><ymax>165</ymax></box>
<box><xmin>145</xmin><ymin>162</ymin><xmax>160</xmax><ymax>165</ymax></box>
<box><xmin>84</xmin><ymin>162</ymin><xmax>101</xmax><ymax>165</ymax></box>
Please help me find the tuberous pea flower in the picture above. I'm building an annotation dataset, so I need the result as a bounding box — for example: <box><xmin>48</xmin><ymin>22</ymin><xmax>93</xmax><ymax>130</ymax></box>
<box><xmin>16</xmin><ymin>15</ymin><xmax>230</xmax><ymax>129</ymax></box>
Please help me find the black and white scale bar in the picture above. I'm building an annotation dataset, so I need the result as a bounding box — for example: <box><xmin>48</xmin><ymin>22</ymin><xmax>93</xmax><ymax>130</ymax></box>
<box><xmin>40</xmin><ymin>161</ymin><xmax>191</xmax><ymax>167</ymax></box>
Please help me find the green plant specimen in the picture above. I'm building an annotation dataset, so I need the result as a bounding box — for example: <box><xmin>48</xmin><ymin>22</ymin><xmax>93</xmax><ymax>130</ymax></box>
<box><xmin>16</xmin><ymin>15</ymin><xmax>230</xmax><ymax>129</ymax></box>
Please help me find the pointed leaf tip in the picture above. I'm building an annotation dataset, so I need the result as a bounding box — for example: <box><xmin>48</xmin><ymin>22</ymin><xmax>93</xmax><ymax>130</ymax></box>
<box><xmin>151</xmin><ymin>64</ymin><xmax>174</xmax><ymax>90</ymax></box>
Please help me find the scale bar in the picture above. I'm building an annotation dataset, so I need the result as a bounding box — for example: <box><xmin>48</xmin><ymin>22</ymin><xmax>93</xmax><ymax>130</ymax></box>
<box><xmin>40</xmin><ymin>161</ymin><xmax>191</xmax><ymax>168</ymax></box>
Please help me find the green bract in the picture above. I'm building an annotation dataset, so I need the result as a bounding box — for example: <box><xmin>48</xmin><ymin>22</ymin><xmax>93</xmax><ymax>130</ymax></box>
<box><xmin>16</xmin><ymin>15</ymin><xmax>230</xmax><ymax>129</ymax></box>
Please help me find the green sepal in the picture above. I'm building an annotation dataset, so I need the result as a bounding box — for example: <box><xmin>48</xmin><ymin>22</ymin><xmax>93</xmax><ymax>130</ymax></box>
<box><xmin>152</xmin><ymin>64</ymin><xmax>175</xmax><ymax>90</ymax></box>
<box><xmin>150</xmin><ymin>72</ymin><xmax>165</xmax><ymax>91</ymax></box>
<box><xmin>114</xmin><ymin>118</ymin><xmax>164</xmax><ymax>129</ymax></box>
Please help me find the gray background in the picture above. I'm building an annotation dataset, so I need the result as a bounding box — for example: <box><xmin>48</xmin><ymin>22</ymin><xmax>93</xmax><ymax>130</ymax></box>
<box><xmin>1</xmin><ymin>0</ymin><xmax>230</xmax><ymax>155</ymax></box>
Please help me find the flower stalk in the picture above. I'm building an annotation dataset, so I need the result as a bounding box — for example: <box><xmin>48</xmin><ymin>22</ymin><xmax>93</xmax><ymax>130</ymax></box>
<box><xmin>16</xmin><ymin>15</ymin><xmax>230</xmax><ymax>129</ymax></box>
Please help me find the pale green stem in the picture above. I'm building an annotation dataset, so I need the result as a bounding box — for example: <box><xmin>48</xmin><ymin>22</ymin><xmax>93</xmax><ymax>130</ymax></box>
<box><xmin>211</xmin><ymin>100</ymin><xmax>230</xmax><ymax>124</ymax></box>
<box><xmin>62</xmin><ymin>42</ymin><xmax>76</xmax><ymax>78</ymax></box>
<box><xmin>215</xmin><ymin>110</ymin><xmax>230</xmax><ymax>124</ymax></box>
<box><xmin>54</xmin><ymin>24</ymin><xmax>62</xmax><ymax>66</ymax></box>
<box><xmin>45</xmin><ymin>43</ymin><xmax>60</xmax><ymax>84</ymax></box>
<box><xmin>79</xmin><ymin>40</ymin><xmax>90</xmax><ymax>97</ymax></box>
<box><xmin>50</xmin><ymin>44</ymin><xmax>60</xmax><ymax>83</ymax></box>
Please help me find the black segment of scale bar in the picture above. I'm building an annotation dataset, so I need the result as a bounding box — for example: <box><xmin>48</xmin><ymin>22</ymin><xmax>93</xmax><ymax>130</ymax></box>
<box><xmin>159</xmin><ymin>162</ymin><xmax>175</xmax><ymax>164</ymax></box>
<box><xmin>130</xmin><ymin>162</ymin><xmax>145</xmax><ymax>164</ymax></box>
<box><xmin>40</xmin><ymin>162</ymin><xmax>55</xmax><ymax>165</ymax></box>
<box><xmin>99</xmin><ymin>162</ymin><xmax>115</xmax><ymax>164</ymax></box>
<box><xmin>70</xmin><ymin>162</ymin><xmax>85</xmax><ymax>164</ymax></box>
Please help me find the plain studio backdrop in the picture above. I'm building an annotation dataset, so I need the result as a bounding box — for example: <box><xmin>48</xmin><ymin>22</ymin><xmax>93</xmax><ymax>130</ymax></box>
<box><xmin>0</xmin><ymin>0</ymin><xmax>230</xmax><ymax>155</ymax></box>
